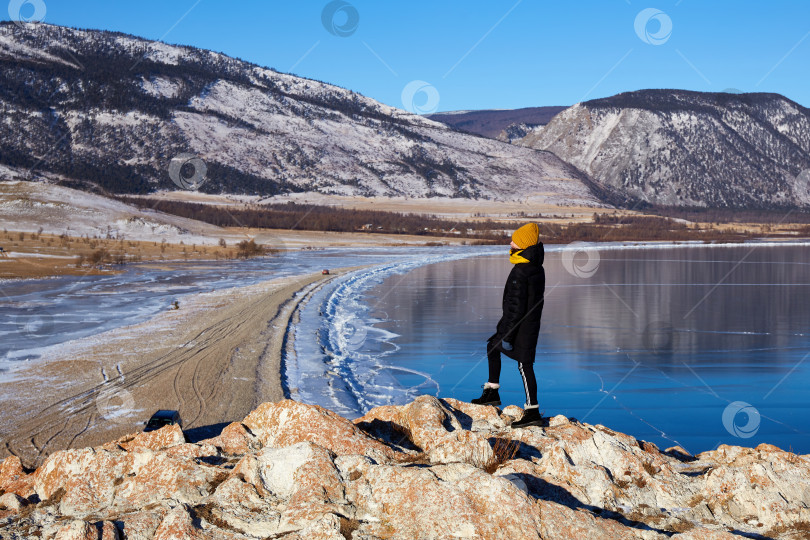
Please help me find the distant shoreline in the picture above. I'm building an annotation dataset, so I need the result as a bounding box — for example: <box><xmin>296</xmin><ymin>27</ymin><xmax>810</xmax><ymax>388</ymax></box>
<box><xmin>545</xmin><ymin>238</ymin><xmax>810</xmax><ymax>251</ymax></box>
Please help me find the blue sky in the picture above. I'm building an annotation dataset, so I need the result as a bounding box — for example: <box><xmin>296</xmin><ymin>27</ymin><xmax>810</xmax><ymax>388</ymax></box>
<box><xmin>8</xmin><ymin>1</ymin><xmax>810</xmax><ymax>111</ymax></box>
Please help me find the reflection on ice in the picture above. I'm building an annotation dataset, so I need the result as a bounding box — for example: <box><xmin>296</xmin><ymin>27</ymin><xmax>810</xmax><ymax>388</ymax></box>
<box><xmin>358</xmin><ymin>242</ymin><xmax>810</xmax><ymax>453</ymax></box>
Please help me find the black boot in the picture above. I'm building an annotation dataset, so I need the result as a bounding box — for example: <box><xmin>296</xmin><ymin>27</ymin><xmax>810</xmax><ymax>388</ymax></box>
<box><xmin>471</xmin><ymin>385</ymin><xmax>501</xmax><ymax>406</ymax></box>
<box><xmin>511</xmin><ymin>407</ymin><xmax>544</xmax><ymax>428</ymax></box>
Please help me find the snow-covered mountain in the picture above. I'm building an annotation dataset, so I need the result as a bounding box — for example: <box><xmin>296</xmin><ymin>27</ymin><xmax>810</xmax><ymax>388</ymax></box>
<box><xmin>516</xmin><ymin>89</ymin><xmax>810</xmax><ymax>208</ymax></box>
<box><xmin>0</xmin><ymin>22</ymin><xmax>603</xmax><ymax>206</ymax></box>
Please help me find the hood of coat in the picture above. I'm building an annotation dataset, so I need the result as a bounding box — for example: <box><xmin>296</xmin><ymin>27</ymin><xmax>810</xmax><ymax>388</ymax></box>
<box><xmin>510</xmin><ymin>242</ymin><xmax>544</xmax><ymax>265</ymax></box>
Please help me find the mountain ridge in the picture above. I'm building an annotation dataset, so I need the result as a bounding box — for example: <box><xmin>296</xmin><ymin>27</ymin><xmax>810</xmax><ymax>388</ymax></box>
<box><xmin>0</xmin><ymin>22</ymin><xmax>604</xmax><ymax>208</ymax></box>
<box><xmin>4</xmin><ymin>24</ymin><xmax>809</xmax><ymax>210</ymax></box>
<box><xmin>426</xmin><ymin>106</ymin><xmax>568</xmax><ymax>140</ymax></box>
<box><xmin>516</xmin><ymin>88</ymin><xmax>810</xmax><ymax>209</ymax></box>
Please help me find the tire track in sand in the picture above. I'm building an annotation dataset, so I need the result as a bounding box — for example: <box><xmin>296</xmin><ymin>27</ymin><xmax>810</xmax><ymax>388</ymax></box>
<box><xmin>2</xmin><ymin>269</ymin><xmax>357</xmax><ymax>468</ymax></box>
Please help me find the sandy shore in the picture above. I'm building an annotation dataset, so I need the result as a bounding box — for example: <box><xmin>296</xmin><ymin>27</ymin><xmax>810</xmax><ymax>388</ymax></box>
<box><xmin>0</xmin><ymin>228</ymin><xmax>476</xmax><ymax>280</ymax></box>
<box><xmin>0</xmin><ymin>268</ymin><xmax>353</xmax><ymax>469</ymax></box>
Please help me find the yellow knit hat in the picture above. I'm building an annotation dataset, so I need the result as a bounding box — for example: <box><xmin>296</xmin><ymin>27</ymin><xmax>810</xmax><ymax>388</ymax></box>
<box><xmin>511</xmin><ymin>223</ymin><xmax>540</xmax><ymax>249</ymax></box>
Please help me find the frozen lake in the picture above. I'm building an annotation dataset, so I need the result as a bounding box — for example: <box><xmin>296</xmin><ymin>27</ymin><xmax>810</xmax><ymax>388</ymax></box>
<box><xmin>4</xmin><ymin>241</ymin><xmax>810</xmax><ymax>455</ymax></box>
<box><xmin>291</xmin><ymin>242</ymin><xmax>810</xmax><ymax>455</ymax></box>
<box><xmin>0</xmin><ymin>246</ymin><xmax>496</xmax><ymax>368</ymax></box>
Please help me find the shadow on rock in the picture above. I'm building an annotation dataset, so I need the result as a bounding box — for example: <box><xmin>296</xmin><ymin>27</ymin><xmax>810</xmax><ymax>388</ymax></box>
<box><xmin>184</xmin><ymin>422</ymin><xmax>230</xmax><ymax>443</ymax></box>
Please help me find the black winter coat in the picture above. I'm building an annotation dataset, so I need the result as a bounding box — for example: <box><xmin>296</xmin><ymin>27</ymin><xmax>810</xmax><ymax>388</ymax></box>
<box><xmin>489</xmin><ymin>243</ymin><xmax>545</xmax><ymax>364</ymax></box>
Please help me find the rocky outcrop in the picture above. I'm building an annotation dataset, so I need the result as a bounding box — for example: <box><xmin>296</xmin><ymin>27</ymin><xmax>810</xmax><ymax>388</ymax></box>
<box><xmin>517</xmin><ymin>89</ymin><xmax>810</xmax><ymax>208</ymax></box>
<box><xmin>1</xmin><ymin>396</ymin><xmax>809</xmax><ymax>539</ymax></box>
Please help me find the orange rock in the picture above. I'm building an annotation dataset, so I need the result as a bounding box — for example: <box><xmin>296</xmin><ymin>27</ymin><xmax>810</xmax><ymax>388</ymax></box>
<box><xmin>0</xmin><ymin>492</ymin><xmax>26</xmax><ymax>512</ymax></box>
<box><xmin>640</xmin><ymin>440</ymin><xmax>660</xmax><ymax>454</ymax></box>
<box><xmin>229</xmin><ymin>454</ymin><xmax>267</xmax><ymax>498</ymax></box>
<box><xmin>440</xmin><ymin>397</ymin><xmax>502</xmax><ymax>424</ymax></box>
<box><xmin>51</xmin><ymin>519</ymin><xmax>118</xmax><ymax>539</ymax></box>
<box><xmin>2</xmin><ymin>397</ymin><xmax>809</xmax><ymax>538</ymax></box>
<box><xmin>153</xmin><ymin>504</ymin><xmax>254</xmax><ymax>539</ymax></box>
<box><xmin>153</xmin><ymin>505</ymin><xmax>206</xmax><ymax>540</ymax></box>
<box><xmin>116</xmin><ymin>510</ymin><xmax>166</xmax><ymax>539</ymax></box>
<box><xmin>537</xmin><ymin>498</ymin><xmax>650</xmax><ymax>539</ymax></box>
<box><xmin>35</xmin><ymin>448</ymin><xmax>133</xmax><ymax>515</ymax></box>
<box><xmin>546</xmin><ymin>421</ymin><xmax>596</xmax><ymax>444</ymax></box>
<box><xmin>116</xmin><ymin>452</ymin><xmax>224</xmax><ymax>509</ymax></box>
<box><xmin>164</xmin><ymin>443</ymin><xmax>220</xmax><ymax>459</ymax></box>
<box><xmin>223</xmin><ymin>441</ymin><xmax>348</xmax><ymax>534</ymax></box>
<box><xmin>352</xmin><ymin>404</ymin><xmax>402</xmax><ymax>426</ymax></box>
<box><xmin>0</xmin><ymin>455</ymin><xmax>25</xmax><ymax>488</ymax></box>
<box><xmin>99</xmin><ymin>521</ymin><xmax>119</xmax><ymax>540</ymax></box>
<box><xmin>33</xmin><ymin>446</ymin><xmax>223</xmax><ymax>517</ymax></box>
<box><xmin>338</xmin><ymin>456</ymin><xmax>542</xmax><ymax>538</ymax></box>
<box><xmin>211</xmin><ymin>475</ymin><xmax>274</xmax><ymax>514</ymax></box>
<box><xmin>207</xmin><ymin>442</ymin><xmax>353</xmax><ymax>537</ymax></box>
<box><xmin>274</xmin><ymin>512</ymin><xmax>345</xmax><ymax>539</ymax></box>
<box><xmin>119</xmin><ymin>424</ymin><xmax>186</xmax><ymax>452</ymax></box>
<box><xmin>276</xmin><ymin>443</ymin><xmax>346</xmax><ymax>529</ymax></box>
<box><xmin>547</xmin><ymin>414</ymin><xmax>571</xmax><ymax>427</ymax></box>
<box><xmin>755</xmin><ymin>443</ymin><xmax>786</xmax><ymax>454</ymax></box>
<box><xmin>665</xmin><ymin>445</ymin><xmax>696</xmax><ymax>462</ymax></box>
<box><xmin>352</xmin><ymin>404</ymin><xmax>414</xmax><ymax>452</ymax></box>
<box><xmin>98</xmin><ymin>432</ymin><xmax>137</xmax><ymax>452</ymax></box>
<box><xmin>200</xmin><ymin>422</ymin><xmax>259</xmax><ymax>455</ymax></box>
<box><xmin>0</xmin><ymin>455</ymin><xmax>34</xmax><ymax>498</ymax></box>
<box><xmin>242</xmin><ymin>399</ymin><xmax>398</xmax><ymax>462</ymax></box>
<box><xmin>53</xmin><ymin>519</ymin><xmax>98</xmax><ymax>540</ymax></box>
<box><xmin>401</xmin><ymin>395</ymin><xmax>495</xmax><ymax>469</ymax></box>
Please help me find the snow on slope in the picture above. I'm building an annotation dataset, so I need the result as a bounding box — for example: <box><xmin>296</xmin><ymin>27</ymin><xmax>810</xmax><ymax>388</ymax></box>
<box><xmin>517</xmin><ymin>90</ymin><xmax>810</xmax><ymax>208</ymax></box>
<box><xmin>0</xmin><ymin>174</ymin><xmax>228</xmax><ymax>244</ymax></box>
<box><xmin>0</xmin><ymin>22</ymin><xmax>607</xmax><ymax>207</ymax></box>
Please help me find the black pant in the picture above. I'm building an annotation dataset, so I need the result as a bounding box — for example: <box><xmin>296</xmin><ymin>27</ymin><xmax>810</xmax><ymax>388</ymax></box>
<box><xmin>487</xmin><ymin>345</ymin><xmax>538</xmax><ymax>407</ymax></box>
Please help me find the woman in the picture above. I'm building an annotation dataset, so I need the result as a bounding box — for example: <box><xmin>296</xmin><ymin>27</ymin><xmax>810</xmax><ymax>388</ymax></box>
<box><xmin>472</xmin><ymin>223</ymin><xmax>545</xmax><ymax>428</ymax></box>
